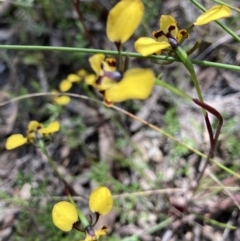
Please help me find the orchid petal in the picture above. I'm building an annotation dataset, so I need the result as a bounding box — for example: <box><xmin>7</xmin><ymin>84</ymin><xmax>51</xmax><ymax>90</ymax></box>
<box><xmin>59</xmin><ymin>80</ymin><xmax>72</xmax><ymax>92</ymax></box>
<box><xmin>159</xmin><ymin>15</ymin><xmax>178</xmax><ymax>37</ymax></box>
<box><xmin>28</xmin><ymin>121</ymin><xmax>43</xmax><ymax>132</ymax></box>
<box><xmin>194</xmin><ymin>5</ymin><xmax>231</xmax><ymax>26</ymax></box>
<box><xmin>134</xmin><ymin>37</ymin><xmax>170</xmax><ymax>56</ymax></box>
<box><xmin>41</xmin><ymin>121</ymin><xmax>60</xmax><ymax>134</ymax></box>
<box><xmin>104</xmin><ymin>68</ymin><xmax>155</xmax><ymax>103</ymax></box>
<box><xmin>89</xmin><ymin>186</ymin><xmax>113</xmax><ymax>215</ymax></box>
<box><xmin>53</xmin><ymin>95</ymin><xmax>71</xmax><ymax>105</ymax></box>
<box><xmin>52</xmin><ymin>201</ymin><xmax>78</xmax><ymax>232</ymax></box>
<box><xmin>89</xmin><ymin>54</ymin><xmax>105</xmax><ymax>75</ymax></box>
<box><xmin>5</xmin><ymin>134</ymin><xmax>28</xmax><ymax>150</ymax></box>
<box><xmin>67</xmin><ymin>74</ymin><xmax>81</xmax><ymax>83</ymax></box>
<box><xmin>106</xmin><ymin>0</ymin><xmax>144</xmax><ymax>43</ymax></box>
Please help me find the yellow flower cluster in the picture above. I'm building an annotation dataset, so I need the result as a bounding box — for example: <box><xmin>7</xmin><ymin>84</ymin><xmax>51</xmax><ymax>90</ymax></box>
<box><xmin>52</xmin><ymin>69</ymin><xmax>89</xmax><ymax>105</ymax></box>
<box><xmin>87</xmin><ymin>54</ymin><xmax>155</xmax><ymax>105</ymax></box>
<box><xmin>5</xmin><ymin>120</ymin><xmax>60</xmax><ymax>150</ymax></box>
<box><xmin>52</xmin><ymin>186</ymin><xmax>113</xmax><ymax>241</ymax></box>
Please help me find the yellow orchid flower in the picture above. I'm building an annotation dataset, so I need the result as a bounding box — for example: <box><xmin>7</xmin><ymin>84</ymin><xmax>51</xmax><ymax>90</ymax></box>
<box><xmin>89</xmin><ymin>186</ymin><xmax>113</xmax><ymax>215</ymax></box>
<box><xmin>135</xmin><ymin>15</ymin><xmax>188</xmax><ymax>56</ymax></box>
<box><xmin>52</xmin><ymin>187</ymin><xmax>112</xmax><ymax>241</ymax></box>
<box><xmin>5</xmin><ymin>120</ymin><xmax>60</xmax><ymax>150</ymax></box>
<box><xmin>52</xmin><ymin>201</ymin><xmax>78</xmax><ymax>232</ymax></box>
<box><xmin>88</xmin><ymin>54</ymin><xmax>118</xmax><ymax>91</ymax></box>
<box><xmin>88</xmin><ymin>54</ymin><xmax>155</xmax><ymax>104</ymax></box>
<box><xmin>106</xmin><ymin>0</ymin><xmax>144</xmax><ymax>44</ymax></box>
<box><xmin>194</xmin><ymin>5</ymin><xmax>231</xmax><ymax>26</ymax></box>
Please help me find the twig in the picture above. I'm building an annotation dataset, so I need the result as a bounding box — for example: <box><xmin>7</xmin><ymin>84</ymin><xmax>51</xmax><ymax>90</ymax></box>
<box><xmin>71</xmin><ymin>0</ymin><xmax>95</xmax><ymax>48</ymax></box>
<box><xmin>192</xmin><ymin>99</ymin><xmax>223</xmax><ymax>185</ymax></box>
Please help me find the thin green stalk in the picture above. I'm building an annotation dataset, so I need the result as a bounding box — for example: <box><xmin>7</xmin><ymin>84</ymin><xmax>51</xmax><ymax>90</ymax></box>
<box><xmin>0</xmin><ymin>44</ymin><xmax>240</xmax><ymax>71</ymax></box>
<box><xmin>121</xmin><ymin>218</ymin><xmax>173</xmax><ymax>241</ymax></box>
<box><xmin>155</xmin><ymin>78</ymin><xmax>192</xmax><ymax>101</ymax></box>
<box><xmin>196</xmin><ymin>214</ymin><xmax>237</xmax><ymax>229</ymax></box>
<box><xmin>38</xmin><ymin>139</ymin><xmax>63</xmax><ymax>181</ymax></box>
<box><xmin>38</xmin><ymin>139</ymin><xmax>77</xmax><ymax>195</ymax></box>
<box><xmin>68</xmin><ymin>194</ymin><xmax>90</xmax><ymax>228</ymax></box>
<box><xmin>117</xmin><ymin>43</ymin><xmax>124</xmax><ymax>72</ymax></box>
<box><xmin>190</xmin><ymin>0</ymin><xmax>240</xmax><ymax>42</ymax></box>
<box><xmin>174</xmin><ymin>46</ymin><xmax>204</xmax><ymax>104</ymax></box>
<box><xmin>212</xmin><ymin>0</ymin><xmax>240</xmax><ymax>13</ymax></box>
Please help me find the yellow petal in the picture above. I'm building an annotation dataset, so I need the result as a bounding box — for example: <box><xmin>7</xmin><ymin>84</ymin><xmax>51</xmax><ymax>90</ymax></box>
<box><xmin>134</xmin><ymin>37</ymin><xmax>170</xmax><ymax>56</ymax></box>
<box><xmin>89</xmin><ymin>54</ymin><xmax>105</xmax><ymax>75</ymax></box>
<box><xmin>67</xmin><ymin>74</ymin><xmax>81</xmax><ymax>83</ymax></box>
<box><xmin>177</xmin><ymin>29</ymin><xmax>188</xmax><ymax>42</ymax></box>
<box><xmin>41</xmin><ymin>121</ymin><xmax>60</xmax><ymax>134</ymax></box>
<box><xmin>59</xmin><ymin>80</ymin><xmax>72</xmax><ymax>92</ymax></box>
<box><xmin>5</xmin><ymin>134</ymin><xmax>28</xmax><ymax>150</ymax></box>
<box><xmin>106</xmin><ymin>0</ymin><xmax>144</xmax><ymax>43</ymax></box>
<box><xmin>104</xmin><ymin>58</ymin><xmax>117</xmax><ymax>72</ymax></box>
<box><xmin>152</xmin><ymin>30</ymin><xmax>168</xmax><ymax>42</ymax></box>
<box><xmin>76</xmin><ymin>69</ymin><xmax>88</xmax><ymax>77</ymax></box>
<box><xmin>96</xmin><ymin>77</ymin><xmax>116</xmax><ymax>91</ymax></box>
<box><xmin>104</xmin><ymin>68</ymin><xmax>155</xmax><ymax>103</ymax></box>
<box><xmin>89</xmin><ymin>186</ymin><xmax>113</xmax><ymax>215</ymax></box>
<box><xmin>28</xmin><ymin>121</ymin><xmax>43</xmax><ymax>132</ymax></box>
<box><xmin>159</xmin><ymin>15</ymin><xmax>178</xmax><ymax>38</ymax></box>
<box><xmin>194</xmin><ymin>5</ymin><xmax>231</xmax><ymax>26</ymax></box>
<box><xmin>85</xmin><ymin>74</ymin><xmax>97</xmax><ymax>86</ymax></box>
<box><xmin>53</xmin><ymin>95</ymin><xmax>71</xmax><ymax>105</ymax></box>
<box><xmin>52</xmin><ymin>201</ymin><xmax>78</xmax><ymax>232</ymax></box>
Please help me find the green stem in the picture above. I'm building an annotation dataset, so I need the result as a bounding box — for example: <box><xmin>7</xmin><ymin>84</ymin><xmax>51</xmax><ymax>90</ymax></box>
<box><xmin>189</xmin><ymin>0</ymin><xmax>240</xmax><ymax>42</ymax></box>
<box><xmin>155</xmin><ymin>78</ymin><xmax>192</xmax><ymax>101</ymax></box>
<box><xmin>38</xmin><ymin>139</ymin><xmax>77</xmax><ymax>195</ymax></box>
<box><xmin>174</xmin><ymin>46</ymin><xmax>204</xmax><ymax>103</ymax></box>
<box><xmin>117</xmin><ymin>43</ymin><xmax>123</xmax><ymax>72</ymax></box>
<box><xmin>68</xmin><ymin>194</ymin><xmax>90</xmax><ymax>228</ymax></box>
<box><xmin>212</xmin><ymin>0</ymin><xmax>240</xmax><ymax>13</ymax></box>
<box><xmin>0</xmin><ymin>45</ymin><xmax>240</xmax><ymax>71</ymax></box>
<box><xmin>38</xmin><ymin>139</ymin><xmax>63</xmax><ymax>181</ymax></box>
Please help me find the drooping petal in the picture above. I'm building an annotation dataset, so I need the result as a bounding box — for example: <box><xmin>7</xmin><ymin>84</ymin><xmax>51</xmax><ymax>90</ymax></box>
<box><xmin>5</xmin><ymin>134</ymin><xmax>28</xmax><ymax>150</ymax></box>
<box><xmin>104</xmin><ymin>68</ymin><xmax>155</xmax><ymax>103</ymax></box>
<box><xmin>159</xmin><ymin>15</ymin><xmax>178</xmax><ymax>38</ymax></box>
<box><xmin>194</xmin><ymin>5</ymin><xmax>231</xmax><ymax>26</ymax></box>
<box><xmin>89</xmin><ymin>186</ymin><xmax>113</xmax><ymax>215</ymax></box>
<box><xmin>52</xmin><ymin>201</ymin><xmax>78</xmax><ymax>232</ymax></box>
<box><xmin>67</xmin><ymin>74</ymin><xmax>81</xmax><ymax>83</ymax></box>
<box><xmin>106</xmin><ymin>0</ymin><xmax>144</xmax><ymax>43</ymax></box>
<box><xmin>89</xmin><ymin>54</ymin><xmax>105</xmax><ymax>75</ymax></box>
<box><xmin>134</xmin><ymin>37</ymin><xmax>170</xmax><ymax>56</ymax></box>
<box><xmin>59</xmin><ymin>80</ymin><xmax>72</xmax><ymax>92</ymax></box>
<box><xmin>53</xmin><ymin>95</ymin><xmax>71</xmax><ymax>105</ymax></box>
<box><xmin>41</xmin><ymin>121</ymin><xmax>60</xmax><ymax>134</ymax></box>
